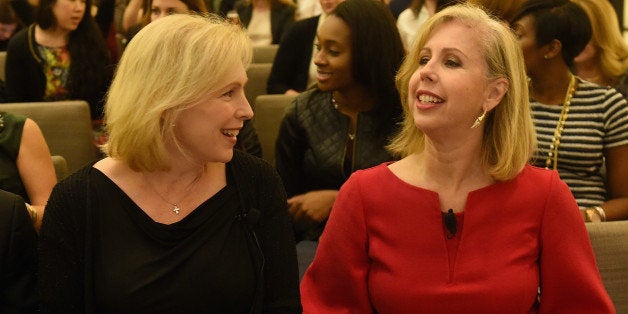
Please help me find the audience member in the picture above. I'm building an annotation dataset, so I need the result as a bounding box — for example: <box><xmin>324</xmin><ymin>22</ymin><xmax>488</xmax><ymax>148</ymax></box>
<box><xmin>511</xmin><ymin>0</ymin><xmax>628</xmax><ymax>221</ymax></box>
<box><xmin>266</xmin><ymin>0</ymin><xmax>344</xmax><ymax>95</ymax></box>
<box><xmin>0</xmin><ymin>0</ymin><xmax>23</xmax><ymax>51</ymax></box>
<box><xmin>572</xmin><ymin>0</ymin><xmax>628</xmax><ymax>97</ymax></box>
<box><xmin>124</xmin><ymin>0</ymin><xmax>208</xmax><ymax>39</ymax></box>
<box><xmin>4</xmin><ymin>0</ymin><xmax>112</xmax><ymax>120</ymax></box>
<box><xmin>467</xmin><ymin>0</ymin><xmax>524</xmax><ymax>23</ymax></box>
<box><xmin>0</xmin><ymin>189</ymin><xmax>38</xmax><ymax>313</ymax></box>
<box><xmin>300</xmin><ymin>5</ymin><xmax>614</xmax><ymax>312</ymax></box>
<box><xmin>37</xmin><ymin>14</ymin><xmax>301</xmax><ymax>312</ymax></box>
<box><xmin>275</xmin><ymin>0</ymin><xmax>404</xmax><ymax>241</ymax></box>
<box><xmin>0</xmin><ymin>111</ymin><xmax>56</xmax><ymax>231</ymax></box>
<box><xmin>235</xmin><ymin>0</ymin><xmax>296</xmax><ymax>45</ymax></box>
<box><xmin>396</xmin><ymin>0</ymin><xmax>436</xmax><ymax>51</ymax></box>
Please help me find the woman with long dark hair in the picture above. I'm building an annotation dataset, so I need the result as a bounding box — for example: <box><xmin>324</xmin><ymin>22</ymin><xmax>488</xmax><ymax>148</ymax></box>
<box><xmin>5</xmin><ymin>0</ymin><xmax>111</xmax><ymax>120</ymax></box>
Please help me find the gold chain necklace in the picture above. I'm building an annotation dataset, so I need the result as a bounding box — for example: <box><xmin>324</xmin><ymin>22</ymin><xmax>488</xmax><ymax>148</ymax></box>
<box><xmin>142</xmin><ymin>171</ymin><xmax>204</xmax><ymax>214</ymax></box>
<box><xmin>331</xmin><ymin>93</ymin><xmax>356</xmax><ymax>141</ymax></box>
<box><xmin>545</xmin><ymin>75</ymin><xmax>576</xmax><ymax>170</ymax></box>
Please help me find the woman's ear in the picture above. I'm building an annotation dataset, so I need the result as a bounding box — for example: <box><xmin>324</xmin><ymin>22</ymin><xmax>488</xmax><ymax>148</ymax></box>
<box><xmin>485</xmin><ymin>77</ymin><xmax>509</xmax><ymax>111</ymax></box>
<box><xmin>542</xmin><ymin>39</ymin><xmax>563</xmax><ymax>60</ymax></box>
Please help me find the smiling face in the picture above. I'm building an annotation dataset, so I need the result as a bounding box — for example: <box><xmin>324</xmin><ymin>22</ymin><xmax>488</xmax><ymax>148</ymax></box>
<box><xmin>407</xmin><ymin>21</ymin><xmax>495</xmax><ymax>134</ymax></box>
<box><xmin>313</xmin><ymin>15</ymin><xmax>355</xmax><ymax>92</ymax></box>
<box><xmin>150</xmin><ymin>0</ymin><xmax>189</xmax><ymax>22</ymax></box>
<box><xmin>171</xmin><ymin>63</ymin><xmax>253</xmax><ymax>164</ymax></box>
<box><xmin>52</xmin><ymin>0</ymin><xmax>86</xmax><ymax>33</ymax></box>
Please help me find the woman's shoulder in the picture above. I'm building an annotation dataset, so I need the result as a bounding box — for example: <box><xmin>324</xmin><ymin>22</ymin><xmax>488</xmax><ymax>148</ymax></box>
<box><xmin>510</xmin><ymin>164</ymin><xmax>564</xmax><ymax>192</ymax></box>
<box><xmin>231</xmin><ymin>150</ymin><xmax>276</xmax><ymax>177</ymax></box>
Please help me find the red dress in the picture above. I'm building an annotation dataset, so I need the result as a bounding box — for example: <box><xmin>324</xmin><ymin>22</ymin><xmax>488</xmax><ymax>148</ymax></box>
<box><xmin>301</xmin><ymin>164</ymin><xmax>614</xmax><ymax>313</ymax></box>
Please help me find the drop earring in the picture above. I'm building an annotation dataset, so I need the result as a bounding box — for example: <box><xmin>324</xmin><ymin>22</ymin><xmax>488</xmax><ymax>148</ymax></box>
<box><xmin>471</xmin><ymin>109</ymin><xmax>487</xmax><ymax>129</ymax></box>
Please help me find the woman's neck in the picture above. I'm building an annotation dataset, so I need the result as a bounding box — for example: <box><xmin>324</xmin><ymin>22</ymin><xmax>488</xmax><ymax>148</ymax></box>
<box><xmin>530</xmin><ymin>68</ymin><xmax>574</xmax><ymax>105</ymax></box>
<box><xmin>332</xmin><ymin>86</ymin><xmax>376</xmax><ymax>113</ymax></box>
<box><xmin>35</xmin><ymin>24</ymin><xmax>70</xmax><ymax>48</ymax></box>
<box><xmin>409</xmin><ymin>140</ymin><xmax>493</xmax><ymax>194</ymax></box>
<box><xmin>575</xmin><ymin>59</ymin><xmax>611</xmax><ymax>86</ymax></box>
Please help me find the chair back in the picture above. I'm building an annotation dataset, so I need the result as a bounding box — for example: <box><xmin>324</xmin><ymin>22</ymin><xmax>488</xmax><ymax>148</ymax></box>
<box><xmin>0</xmin><ymin>51</ymin><xmax>6</xmax><ymax>81</ymax></box>
<box><xmin>245</xmin><ymin>63</ymin><xmax>273</xmax><ymax>108</ymax></box>
<box><xmin>586</xmin><ymin>221</ymin><xmax>628</xmax><ymax>313</ymax></box>
<box><xmin>51</xmin><ymin>155</ymin><xmax>68</xmax><ymax>181</ymax></box>
<box><xmin>252</xmin><ymin>45</ymin><xmax>279</xmax><ymax>63</ymax></box>
<box><xmin>253</xmin><ymin>94</ymin><xmax>296</xmax><ymax>164</ymax></box>
<box><xmin>2</xmin><ymin>101</ymin><xmax>97</xmax><ymax>174</ymax></box>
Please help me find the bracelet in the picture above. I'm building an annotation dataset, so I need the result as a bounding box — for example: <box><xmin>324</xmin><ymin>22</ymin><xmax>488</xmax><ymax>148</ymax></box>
<box><xmin>584</xmin><ymin>208</ymin><xmax>600</xmax><ymax>223</ymax></box>
<box><xmin>25</xmin><ymin>203</ymin><xmax>37</xmax><ymax>226</ymax></box>
<box><xmin>593</xmin><ymin>206</ymin><xmax>606</xmax><ymax>222</ymax></box>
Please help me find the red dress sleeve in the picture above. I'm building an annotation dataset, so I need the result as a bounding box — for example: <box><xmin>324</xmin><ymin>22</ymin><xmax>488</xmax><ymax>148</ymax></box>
<box><xmin>538</xmin><ymin>172</ymin><xmax>614</xmax><ymax>313</ymax></box>
<box><xmin>300</xmin><ymin>173</ymin><xmax>374</xmax><ymax>313</ymax></box>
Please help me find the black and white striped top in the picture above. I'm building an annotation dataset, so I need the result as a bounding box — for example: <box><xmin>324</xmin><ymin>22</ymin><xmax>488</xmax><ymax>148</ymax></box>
<box><xmin>530</xmin><ymin>78</ymin><xmax>628</xmax><ymax>208</ymax></box>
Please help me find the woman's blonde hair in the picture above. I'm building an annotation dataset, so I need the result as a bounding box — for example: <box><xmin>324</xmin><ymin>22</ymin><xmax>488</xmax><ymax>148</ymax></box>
<box><xmin>572</xmin><ymin>0</ymin><xmax>628</xmax><ymax>85</ymax></box>
<box><xmin>388</xmin><ymin>4</ymin><xmax>536</xmax><ymax>181</ymax></box>
<box><xmin>103</xmin><ymin>14</ymin><xmax>252</xmax><ymax>172</ymax></box>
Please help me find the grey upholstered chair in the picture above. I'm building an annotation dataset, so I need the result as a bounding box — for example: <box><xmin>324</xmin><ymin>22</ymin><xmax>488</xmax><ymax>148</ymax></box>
<box><xmin>253</xmin><ymin>94</ymin><xmax>296</xmax><ymax>164</ymax></box>
<box><xmin>2</xmin><ymin>101</ymin><xmax>97</xmax><ymax>174</ymax></box>
<box><xmin>586</xmin><ymin>220</ymin><xmax>628</xmax><ymax>313</ymax></box>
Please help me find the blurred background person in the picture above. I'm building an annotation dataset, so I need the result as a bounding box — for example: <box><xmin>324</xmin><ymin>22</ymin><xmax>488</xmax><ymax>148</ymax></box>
<box><xmin>266</xmin><ymin>0</ymin><xmax>344</xmax><ymax>95</ymax></box>
<box><xmin>37</xmin><ymin>14</ymin><xmax>301</xmax><ymax>312</ymax></box>
<box><xmin>0</xmin><ymin>0</ymin><xmax>24</xmax><ymax>51</ymax></box>
<box><xmin>4</xmin><ymin>0</ymin><xmax>112</xmax><ymax>121</ymax></box>
<box><xmin>301</xmin><ymin>5</ymin><xmax>614</xmax><ymax>312</ymax></box>
<box><xmin>511</xmin><ymin>0</ymin><xmax>628</xmax><ymax>221</ymax></box>
<box><xmin>0</xmin><ymin>111</ymin><xmax>57</xmax><ymax>231</ymax></box>
<box><xmin>234</xmin><ymin>0</ymin><xmax>296</xmax><ymax>45</ymax></box>
<box><xmin>572</xmin><ymin>0</ymin><xmax>628</xmax><ymax>97</ymax></box>
<box><xmin>0</xmin><ymin>189</ymin><xmax>38</xmax><ymax>313</ymax></box>
<box><xmin>275</xmin><ymin>0</ymin><xmax>404</xmax><ymax>242</ymax></box>
<box><xmin>467</xmin><ymin>0</ymin><xmax>525</xmax><ymax>23</ymax></box>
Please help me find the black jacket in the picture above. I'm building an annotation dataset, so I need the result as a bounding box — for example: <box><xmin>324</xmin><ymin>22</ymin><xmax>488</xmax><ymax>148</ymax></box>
<box><xmin>266</xmin><ymin>15</ymin><xmax>318</xmax><ymax>94</ymax></box>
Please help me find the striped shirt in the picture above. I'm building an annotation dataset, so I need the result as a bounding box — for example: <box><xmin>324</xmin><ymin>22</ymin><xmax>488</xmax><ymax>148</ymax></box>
<box><xmin>530</xmin><ymin>78</ymin><xmax>628</xmax><ymax>208</ymax></box>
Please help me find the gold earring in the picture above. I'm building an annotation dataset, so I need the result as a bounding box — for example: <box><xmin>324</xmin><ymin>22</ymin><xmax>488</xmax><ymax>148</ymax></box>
<box><xmin>544</xmin><ymin>54</ymin><xmax>549</xmax><ymax>59</ymax></box>
<box><xmin>471</xmin><ymin>109</ymin><xmax>487</xmax><ymax>129</ymax></box>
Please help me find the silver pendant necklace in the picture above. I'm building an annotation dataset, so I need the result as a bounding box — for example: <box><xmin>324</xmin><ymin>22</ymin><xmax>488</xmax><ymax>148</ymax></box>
<box><xmin>142</xmin><ymin>171</ymin><xmax>204</xmax><ymax>214</ymax></box>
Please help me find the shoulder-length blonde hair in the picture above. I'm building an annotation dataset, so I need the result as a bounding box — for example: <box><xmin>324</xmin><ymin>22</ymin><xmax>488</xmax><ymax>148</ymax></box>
<box><xmin>572</xmin><ymin>0</ymin><xmax>628</xmax><ymax>85</ymax></box>
<box><xmin>388</xmin><ymin>4</ymin><xmax>536</xmax><ymax>181</ymax></box>
<box><xmin>103</xmin><ymin>14</ymin><xmax>252</xmax><ymax>172</ymax></box>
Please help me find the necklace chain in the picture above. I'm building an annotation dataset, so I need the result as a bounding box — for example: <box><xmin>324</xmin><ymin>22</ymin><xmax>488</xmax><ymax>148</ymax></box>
<box><xmin>331</xmin><ymin>93</ymin><xmax>356</xmax><ymax>141</ymax></box>
<box><xmin>545</xmin><ymin>75</ymin><xmax>576</xmax><ymax>170</ymax></box>
<box><xmin>142</xmin><ymin>171</ymin><xmax>204</xmax><ymax>214</ymax></box>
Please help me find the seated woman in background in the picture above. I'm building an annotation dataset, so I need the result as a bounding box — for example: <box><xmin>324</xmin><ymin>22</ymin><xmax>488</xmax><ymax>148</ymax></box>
<box><xmin>0</xmin><ymin>111</ymin><xmax>56</xmax><ymax>231</ymax></box>
<box><xmin>124</xmin><ymin>0</ymin><xmax>209</xmax><ymax>40</ymax></box>
<box><xmin>301</xmin><ymin>4</ymin><xmax>614</xmax><ymax>312</ymax></box>
<box><xmin>235</xmin><ymin>0</ymin><xmax>296</xmax><ymax>45</ymax></box>
<box><xmin>0</xmin><ymin>189</ymin><xmax>38</xmax><ymax>313</ymax></box>
<box><xmin>266</xmin><ymin>0</ymin><xmax>345</xmax><ymax>95</ymax></box>
<box><xmin>0</xmin><ymin>0</ymin><xmax>23</xmax><ymax>51</ymax></box>
<box><xmin>511</xmin><ymin>0</ymin><xmax>628</xmax><ymax>221</ymax></box>
<box><xmin>572</xmin><ymin>0</ymin><xmax>628</xmax><ymax>97</ymax></box>
<box><xmin>4</xmin><ymin>0</ymin><xmax>111</xmax><ymax>121</ymax></box>
<box><xmin>275</xmin><ymin>0</ymin><xmax>405</xmax><ymax>241</ymax></box>
<box><xmin>38</xmin><ymin>14</ymin><xmax>301</xmax><ymax>313</ymax></box>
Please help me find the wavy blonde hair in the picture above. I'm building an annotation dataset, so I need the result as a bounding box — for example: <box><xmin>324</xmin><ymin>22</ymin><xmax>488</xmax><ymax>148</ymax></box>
<box><xmin>388</xmin><ymin>4</ymin><xmax>536</xmax><ymax>181</ymax></box>
<box><xmin>572</xmin><ymin>0</ymin><xmax>628</xmax><ymax>85</ymax></box>
<box><xmin>103</xmin><ymin>14</ymin><xmax>252</xmax><ymax>171</ymax></box>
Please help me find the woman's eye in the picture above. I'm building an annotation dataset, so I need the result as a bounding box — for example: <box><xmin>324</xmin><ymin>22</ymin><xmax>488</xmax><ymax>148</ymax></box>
<box><xmin>445</xmin><ymin>59</ymin><xmax>460</xmax><ymax>67</ymax></box>
<box><xmin>328</xmin><ymin>49</ymin><xmax>340</xmax><ymax>56</ymax></box>
<box><xmin>151</xmin><ymin>8</ymin><xmax>160</xmax><ymax>14</ymax></box>
<box><xmin>314</xmin><ymin>43</ymin><xmax>321</xmax><ymax>51</ymax></box>
<box><xmin>419</xmin><ymin>56</ymin><xmax>430</xmax><ymax>65</ymax></box>
<box><xmin>222</xmin><ymin>90</ymin><xmax>234</xmax><ymax>98</ymax></box>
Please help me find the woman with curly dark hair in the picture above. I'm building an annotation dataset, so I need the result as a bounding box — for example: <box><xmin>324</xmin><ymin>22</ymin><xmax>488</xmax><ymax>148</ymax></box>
<box><xmin>5</xmin><ymin>0</ymin><xmax>111</xmax><ymax>120</ymax></box>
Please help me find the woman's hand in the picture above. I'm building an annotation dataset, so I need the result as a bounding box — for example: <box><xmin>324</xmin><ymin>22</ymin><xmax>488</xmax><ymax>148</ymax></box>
<box><xmin>288</xmin><ymin>190</ymin><xmax>338</xmax><ymax>223</ymax></box>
